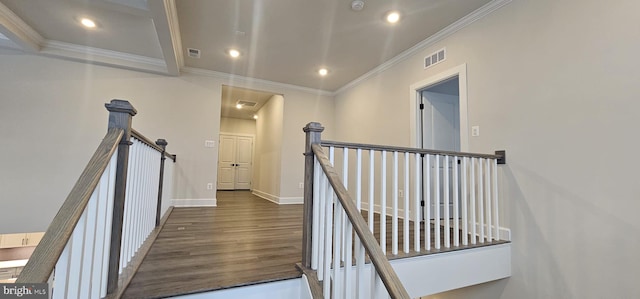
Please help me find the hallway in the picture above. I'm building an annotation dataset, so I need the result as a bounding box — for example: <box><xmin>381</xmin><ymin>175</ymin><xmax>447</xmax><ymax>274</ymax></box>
<box><xmin>122</xmin><ymin>191</ymin><xmax>303</xmax><ymax>298</ymax></box>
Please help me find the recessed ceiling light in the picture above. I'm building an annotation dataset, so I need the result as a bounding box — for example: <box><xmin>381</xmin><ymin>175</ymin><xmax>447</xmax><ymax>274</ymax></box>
<box><xmin>236</xmin><ymin>103</ymin><xmax>242</xmax><ymax>109</ymax></box>
<box><xmin>318</xmin><ymin>68</ymin><xmax>329</xmax><ymax>76</ymax></box>
<box><xmin>253</xmin><ymin>114</ymin><xmax>258</xmax><ymax>120</ymax></box>
<box><xmin>80</xmin><ymin>18</ymin><xmax>96</xmax><ymax>28</ymax></box>
<box><xmin>229</xmin><ymin>49</ymin><xmax>240</xmax><ymax>58</ymax></box>
<box><xmin>386</xmin><ymin>11</ymin><xmax>400</xmax><ymax>24</ymax></box>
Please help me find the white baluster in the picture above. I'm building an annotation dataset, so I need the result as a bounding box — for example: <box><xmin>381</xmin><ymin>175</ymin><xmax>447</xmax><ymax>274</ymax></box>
<box><xmin>311</xmin><ymin>157</ymin><xmax>320</xmax><ymax>270</ymax></box>
<box><xmin>356</xmin><ymin>149</ymin><xmax>362</xmax><ymax>210</ymax></box>
<box><xmin>424</xmin><ymin>154</ymin><xmax>431</xmax><ymax>251</ymax></box>
<box><xmin>414</xmin><ymin>153</ymin><xmax>421</xmax><ymax>252</ymax></box>
<box><xmin>79</xmin><ymin>189</ymin><xmax>99</xmax><ymax>298</ymax></box>
<box><xmin>53</xmin><ymin>240</ymin><xmax>71</xmax><ymax>299</ymax></box>
<box><xmin>317</xmin><ymin>169</ymin><xmax>326</xmax><ymax>280</ymax></box>
<box><xmin>478</xmin><ymin>158</ymin><xmax>485</xmax><ymax>243</ymax></box>
<box><xmin>332</xmin><ymin>201</ymin><xmax>343</xmax><ymax>299</ymax></box>
<box><xmin>404</xmin><ymin>152</ymin><xmax>410</xmax><ymax>254</ymax></box>
<box><xmin>67</xmin><ymin>211</ymin><xmax>87</xmax><ymax>298</ymax></box>
<box><xmin>344</xmin><ymin>216</ymin><xmax>353</xmax><ymax>299</ymax></box>
<box><xmin>485</xmin><ymin>158</ymin><xmax>492</xmax><ymax>242</ymax></box>
<box><xmin>356</xmin><ymin>239</ymin><xmax>365</xmax><ymax>298</ymax></box>
<box><xmin>493</xmin><ymin>159</ymin><xmax>500</xmax><ymax>241</ymax></box>
<box><xmin>342</xmin><ymin>148</ymin><xmax>348</xmax><ymax>263</ymax></box>
<box><xmin>453</xmin><ymin>156</ymin><xmax>460</xmax><ymax>247</ymax></box>
<box><xmin>100</xmin><ymin>152</ymin><xmax>117</xmax><ymax>296</ymax></box>
<box><xmin>461</xmin><ymin>157</ymin><xmax>468</xmax><ymax>246</ymax></box>
<box><xmin>380</xmin><ymin>151</ymin><xmax>387</xmax><ymax>254</ymax></box>
<box><xmin>369</xmin><ymin>150</ymin><xmax>375</xmax><ymax>233</ymax></box>
<box><xmin>434</xmin><ymin>155</ymin><xmax>440</xmax><ymax>250</ymax></box>
<box><xmin>392</xmin><ymin>151</ymin><xmax>398</xmax><ymax>255</ymax></box>
<box><xmin>469</xmin><ymin>157</ymin><xmax>476</xmax><ymax>244</ymax></box>
<box><xmin>444</xmin><ymin>155</ymin><xmax>450</xmax><ymax>248</ymax></box>
<box><xmin>322</xmin><ymin>174</ymin><xmax>333</xmax><ymax>297</ymax></box>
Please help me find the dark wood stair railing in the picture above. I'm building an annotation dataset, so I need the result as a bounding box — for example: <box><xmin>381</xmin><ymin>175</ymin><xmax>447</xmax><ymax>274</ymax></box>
<box><xmin>17</xmin><ymin>99</ymin><xmax>176</xmax><ymax>299</ymax></box>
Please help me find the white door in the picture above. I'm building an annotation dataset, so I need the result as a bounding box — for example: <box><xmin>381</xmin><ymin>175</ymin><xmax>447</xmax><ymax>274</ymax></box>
<box><xmin>419</xmin><ymin>78</ymin><xmax>460</xmax><ymax>220</ymax></box>
<box><xmin>217</xmin><ymin>135</ymin><xmax>253</xmax><ymax>190</ymax></box>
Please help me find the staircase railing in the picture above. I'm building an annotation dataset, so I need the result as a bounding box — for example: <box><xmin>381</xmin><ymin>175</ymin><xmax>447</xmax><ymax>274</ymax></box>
<box><xmin>16</xmin><ymin>99</ymin><xmax>176</xmax><ymax>299</ymax></box>
<box><xmin>302</xmin><ymin>122</ymin><xmax>507</xmax><ymax>298</ymax></box>
<box><xmin>303</xmin><ymin>123</ymin><xmax>410</xmax><ymax>299</ymax></box>
<box><xmin>319</xmin><ymin>140</ymin><xmax>506</xmax><ymax>254</ymax></box>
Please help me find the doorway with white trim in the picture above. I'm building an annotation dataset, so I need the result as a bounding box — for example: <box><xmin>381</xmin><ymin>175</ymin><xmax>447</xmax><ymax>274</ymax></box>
<box><xmin>411</xmin><ymin>64</ymin><xmax>469</xmax><ymax>220</ymax></box>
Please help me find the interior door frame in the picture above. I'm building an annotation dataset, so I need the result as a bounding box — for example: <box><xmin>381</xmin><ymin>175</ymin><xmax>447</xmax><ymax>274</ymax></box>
<box><xmin>409</xmin><ymin>63</ymin><xmax>469</xmax><ymax>152</ymax></box>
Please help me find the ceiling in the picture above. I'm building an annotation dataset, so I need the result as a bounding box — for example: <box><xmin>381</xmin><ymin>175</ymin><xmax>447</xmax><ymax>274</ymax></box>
<box><xmin>0</xmin><ymin>0</ymin><xmax>496</xmax><ymax>116</ymax></box>
<box><xmin>221</xmin><ymin>85</ymin><xmax>275</xmax><ymax>120</ymax></box>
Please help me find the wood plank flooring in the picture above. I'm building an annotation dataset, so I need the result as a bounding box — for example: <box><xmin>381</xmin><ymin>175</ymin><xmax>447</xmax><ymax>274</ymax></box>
<box><xmin>122</xmin><ymin>191</ymin><xmax>303</xmax><ymax>299</ymax></box>
<box><xmin>122</xmin><ymin>191</ymin><xmax>507</xmax><ymax>298</ymax></box>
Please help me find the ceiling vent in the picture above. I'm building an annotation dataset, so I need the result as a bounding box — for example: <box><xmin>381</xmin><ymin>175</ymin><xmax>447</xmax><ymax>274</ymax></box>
<box><xmin>424</xmin><ymin>48</ymin><xmax>446</xmax><ymax>69</ymax></box>
<box><xmin>187</xmin><ymin>48</ymin><xmax>201</xmax><ymax>58</ymax></box>
<box><xmin>237</xmin><ymin>100</ymin><xmax>257</xmax><ymax>107</ymax></box>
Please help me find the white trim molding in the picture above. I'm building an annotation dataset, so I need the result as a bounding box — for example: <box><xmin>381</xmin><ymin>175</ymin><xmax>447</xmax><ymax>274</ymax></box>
<box><xmin>409</xmin><ymin>63</ymin><xmax>469</xmax><ymax>151</ymax></box>
<box><xmin>252</xmin><ymin>190</ymin><xmax>303</xmax><ymax>205</ymax></box>
<box><xmin>181</xmin><ymin>67</ymin><xmax>334</xmax><ymax>97</ymax></box>
<box><xmin>172</xmin><ymin>198</ymin><xmax>217</xmax><ymax>207</ymax></box>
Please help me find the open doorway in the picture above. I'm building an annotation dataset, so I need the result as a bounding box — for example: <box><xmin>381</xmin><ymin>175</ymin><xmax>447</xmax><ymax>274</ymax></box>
<box><xmin>410</xmin><ymin>64</ymin><xmax>469</xmax><ymax>220</ymax></box>
<box><xmin>218</xmin><ymin>86</ymin><xmax>275</xmax><ymax>191</ymax></box>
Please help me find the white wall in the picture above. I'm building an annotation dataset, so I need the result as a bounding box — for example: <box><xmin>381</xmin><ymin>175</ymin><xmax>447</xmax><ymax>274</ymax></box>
<box><xmin>335</xmin><ymin>0</ymin><xmax>640</xmax><ymax>298</ymax></box>
<box><xmin>0</xmin><ymin>51</ymin><xmax>335</xmax><ymax>233</ymax></box>
<box><xmin>279</xmin><ymin>89</ymin><xmax>334</xmax><ymax>198</ymax></box>
<box><xmin>253</xmin><ymin>95</ymin><xmax>284</xmax><ymax>199</ymax></box>
<box><xmin>220</xmin><ymin>117</ymin><xmax>256</xmax><ymax>136</ymax></box>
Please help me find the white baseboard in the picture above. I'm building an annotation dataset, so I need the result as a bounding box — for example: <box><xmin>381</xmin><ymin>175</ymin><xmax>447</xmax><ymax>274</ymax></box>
<box><xmin>361</xmin><ymin>202</ymin><xmax>413</xmax><ymax>220</ymax></box>
<box><xmin>172</xmin><ymin>198</ymin><xmax>217</xmax><ymax>207</ymax></box>
<box><xmin>252</xmin><ymin>190</ymin><xmax>303</xmax><ymax>205</ymax></box>
<box><xmin>472</xmin><ymin>223</ymin><xmax>511</xmax><ymax>241</ymax></box>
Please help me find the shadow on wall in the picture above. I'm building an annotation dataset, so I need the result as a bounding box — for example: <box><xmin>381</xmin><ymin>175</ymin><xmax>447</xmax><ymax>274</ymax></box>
<box><xmin>500</xmin><ymin>163</ymin><xmax>639</xmax><ymax>298</ymax></box>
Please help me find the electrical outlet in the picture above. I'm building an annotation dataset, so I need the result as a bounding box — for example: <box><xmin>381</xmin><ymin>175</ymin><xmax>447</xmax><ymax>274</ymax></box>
<box><xmin>398</xmin><ymin>189</ymin><xmax>404</xmax><ymax>198</ymax></box>
<box><xmin>206</xmin><ymin>183</ymin><xmax>213</xmax><ymax>190</ymax></box>
<box><xmin>299</xmin><ymin>182</ymin><xmax>304</xmax><ymax>189</ymax></box>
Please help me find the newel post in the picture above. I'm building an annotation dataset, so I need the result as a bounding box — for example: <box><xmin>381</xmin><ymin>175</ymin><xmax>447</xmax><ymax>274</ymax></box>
<box><xmin>105</xmin><ymin>99</ymin><xmax>137</xmax><ymax>294</ymax></box>
<box><xmin>155</xmin><ymin>139</ymin><xmax>168</xmax><ymax>227</ymax></box>
<box><xmin>302</xmin><ymin>122</ymin><xmax>324</xmax><ymax>268</ymax></box>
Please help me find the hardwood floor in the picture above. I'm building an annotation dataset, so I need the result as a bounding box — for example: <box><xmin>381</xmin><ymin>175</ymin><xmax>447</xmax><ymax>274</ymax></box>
<box><xmin>122</xmin><ymin>191</ymin><xmax>303</xmax><ymax>299</ymax></box>
<box><xmin>122</xmin><ymin>191</ymin><xmax>507</xmax><ymax>298</ymax></box>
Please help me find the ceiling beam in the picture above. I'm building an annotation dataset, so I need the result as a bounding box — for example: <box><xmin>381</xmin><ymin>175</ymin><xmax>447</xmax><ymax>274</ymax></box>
<box><xmin>0</xmin><ymin>2</ymin><xmax>43</xmax><ymax>52</ymax></box>
<box><xmin>148</xmin><ymin>0</ymin><xmax>183</xmax><ymax>76</ymax></box>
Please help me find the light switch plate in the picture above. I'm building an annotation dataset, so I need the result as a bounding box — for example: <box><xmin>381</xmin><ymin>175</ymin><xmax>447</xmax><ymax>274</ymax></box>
<box><xmin>204</xmin><ymin>140</ymin><xmax>215</xmax><ymax>148</ymax></box>
<box><xmin>471</xmin><ymin>126</ymin><xmax>480</xmax><ymax>137</ymax></box>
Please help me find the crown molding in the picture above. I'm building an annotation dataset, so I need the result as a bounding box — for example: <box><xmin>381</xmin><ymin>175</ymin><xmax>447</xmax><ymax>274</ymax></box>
<box><xmin>181</xmin><ymin>67</ymin><xmax>335</xmax><ymax>97</ymax></box>
<box><xmin>335</xmin><ymin>0</ymin><xmax>512</xmax><ymax>95</ymax></box>
<box><xmin>40</xmin><ymin>40</ymin><xmax>168</xmax><ymax>74</ymax></box>
<box><xmin>0</xmin><ymin>1</ymin><xmax>44</xmax><ymax>52</ymax></box>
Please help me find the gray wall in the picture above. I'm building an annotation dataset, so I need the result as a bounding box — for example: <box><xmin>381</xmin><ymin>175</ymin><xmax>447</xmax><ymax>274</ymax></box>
<box><xmin>220</xmin><ymin>117</ymin><xmax>256</xmax><ymax>136</ymax></box>
<box><xmin>0</xmin><ymin>51</ymin><xmax>335</xmax><ymax>233</ymax></box>
<box><xmin>253</xmin><ymin>95</ymin><xmax>284</xmax><ymax>198</ymax></box>
<box><xmin>336</xmin><ymin>0</ymin><xmax>640</xmax><ymax>297</ymax></box>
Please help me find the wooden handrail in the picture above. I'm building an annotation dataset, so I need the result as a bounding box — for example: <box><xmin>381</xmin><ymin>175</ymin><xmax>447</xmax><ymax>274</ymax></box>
<box><xmin>17</xmin><ymin>128</ymin><xmax>124</xmax><ymax>283</ymax></box>
<box><xmin>131</xmin><ymin>129</ymin><xmax>176</xmax><ymax>162</ymax></box>
<box><xmin>312</xmin><ymin>143</ymin><xmax>411</xmax><ymax>299</ymax></box>
<box><xmin>321</xmin><ymin>140</ymin><xmax>503</xmax><ymax>160</ymax></box>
